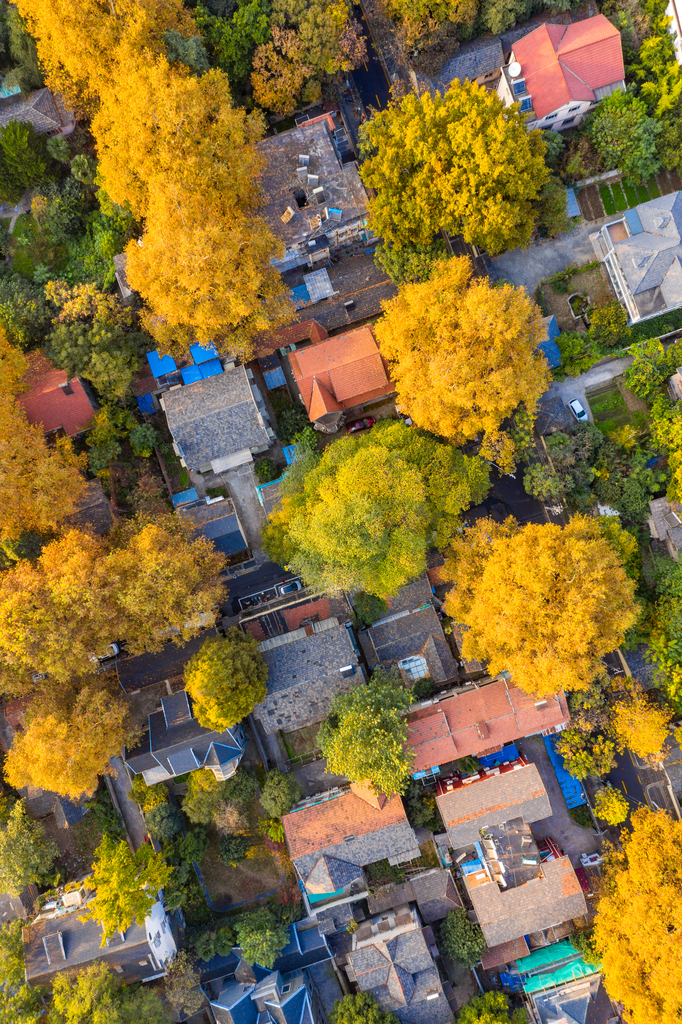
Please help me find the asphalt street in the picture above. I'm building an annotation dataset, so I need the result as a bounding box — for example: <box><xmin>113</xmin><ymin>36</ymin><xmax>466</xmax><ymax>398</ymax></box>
<box><xmin>604</xmin><ymin>749</ymin><xmax>678</xmax><ymax>823</ymax></box>
<box><xmin>350</xmin><ymin>4</ymin><xmax>391</xmax><ymax>112</ymax></box>
<box><xmin>115</xmin><ymin>562</ymin><xmax>298</xmax><ymax>691</ymax></box>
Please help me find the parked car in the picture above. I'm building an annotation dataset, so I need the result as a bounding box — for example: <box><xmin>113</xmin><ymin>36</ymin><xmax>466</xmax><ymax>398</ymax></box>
<box><xmin>568</xmin><ymin>398</ymin><xmax>588</xmax><ymax>421</ymax></box>
<box><xmin>279</xmin><ymin>579</ymin><xmax>303</xmax><ymax>596</ymax></box>
<box><xmin>346</xmin><ymin>417</ymin><xmax>376</xmax><ymax>434</ymax></box>
<box><xmin>90</xmin><ymin>642</ymin><xmax>121</xmax><ymax>664</ymax></box>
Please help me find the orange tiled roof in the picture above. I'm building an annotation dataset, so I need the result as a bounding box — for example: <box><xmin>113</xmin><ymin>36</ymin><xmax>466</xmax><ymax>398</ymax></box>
<box><xmin>308</xmin><ymin>377</ymin><xmax>343</xmax><ymax>421</ymax></box>
<box><xmin>513</xmin><ymin>15</ymin><xmax>624</xmax><ymax>120</ymax></box>
<box><xmin>288</xmin><ymin>326</ymin><xmax>393</xmax><ymax>418</ymax></box>
<box><xmin>18</xmin><ymin>352</ymin><xmax>96</xmax><ymax>437</ymax></box>
<box><xmin>407</xmin><ymin>679</ymin><xmax>570</xmax><ymax>771</ymax></box>
<box><xmin>282</xmin><ymin>791</ymin><xmax>408</xmax><ymax>860</ymax></box>
<box><xmin>255</xmin><ymin>319</ymin><xmax>329</xmax><ymax>359</ymax></box>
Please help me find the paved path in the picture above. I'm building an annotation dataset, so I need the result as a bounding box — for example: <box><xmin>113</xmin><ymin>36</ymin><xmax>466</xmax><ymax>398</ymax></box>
<box><xmin>191</xmin><ymin>461</ymin><xmax>267</xmax><ymax>557</ymax></box>
<box><xmin>518</xmin><ymin>736</ymin><xmax>599</xmax><ymax>865</ymax></box>
<box><xmin>490</xmin><ymin>224</ymin><xmax>596</xmax><ymax>295</ymax></box>
<box><xmin>545</xmin><ymin>354</ymin><xmax>634</xmax><ymax>422</ymax></box>
<box><xmin>108</xmin><ymin>757</ymin><xmax>147</xmax><ymax>849</ymax></box>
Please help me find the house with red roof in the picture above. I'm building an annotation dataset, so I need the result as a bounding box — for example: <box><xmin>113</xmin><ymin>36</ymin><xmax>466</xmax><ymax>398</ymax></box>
<box><xmin>17</xmin><ymin>352</ymin><xmax>97</xmax><ymax>438</ymax></box>
<box><xmin>406</xmin><ymin>676</ymin><xmax>570</xmax><ymax>776</ymax></box>
<box><xmin>497</xmin><ymin>15</ymin><xmax>625</xmax><ymax>132</ymax></box>
<box><xmin>287</xmin><ymin>326</ymin><xmax>394</xmax><ymax>432</ymax></box>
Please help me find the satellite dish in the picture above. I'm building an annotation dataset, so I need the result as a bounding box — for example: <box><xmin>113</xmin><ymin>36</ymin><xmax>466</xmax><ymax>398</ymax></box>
<box><xmin>509</xmin><ymin>61</ymin><xmax>522</xmax><ymax>78</ymax></box>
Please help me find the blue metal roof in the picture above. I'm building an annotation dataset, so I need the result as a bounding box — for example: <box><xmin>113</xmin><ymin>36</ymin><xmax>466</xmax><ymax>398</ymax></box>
<box><xmin>181</xmin><ymin>364</ymin><xmax>203</xmax><ymax>385</ymax></box>
<box><xmin>200</xmin><ymin>358</ymin><xmax>223</xmax><ymax>379</ymax></box>
<box><xmin>539</xmin><ymin>339</ymin><xmax>562</xmax><ymax>369</ymax></box>
<box><xmin>479</xmin><ymin>743</ymin><xmax>519</xmax><ymax>768</ymax></box>
<box><xmin>263</xmin><ymin>367</ymin><xmax>287</xmax><ymax>390</ymax></box>
<box><xmin>136</xmin><ymin>393</ymin><xmax>156</xmax><ymax>415</ymax></box>
<box><xmin>283</xmin><ymin>444</ymin><xmax>298</xmax><ymax>465</ymax></box>
<box><xmin>190</xmin><ymin>341</ymin><xmax>219</xmax><ymax>364</ymax></box>
<box><xmin>566</xmin><ymin>187</ymin><xmax>580</xmax><ymax>219</ymax></box>
<box><xmin>291</xmin><ymin>284</ymin><xmax>310</xmax><ymax>309</ymax></box>
<box><xmin>171</xmin><ymin>488</ymin><xmax>199</xmax><ymax>507</ymax></box>
<box><xmin>625</xmin><ymin>207</ymin><xmax>644</xmax><ymax>235</ymax></box>
<box><xmin>544</xmin><ymin>734</ymin><xmax>587</xmax><ymax>808</ymax></box>
<box><xmin>146</xmin><ymin>350</ymin><xmax>176</xmax><ymax>376</ymax></box>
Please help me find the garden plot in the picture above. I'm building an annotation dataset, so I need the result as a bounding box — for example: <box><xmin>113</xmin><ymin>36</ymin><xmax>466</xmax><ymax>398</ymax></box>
<box><xmin>585</xmin><ymin>380</ymin><xmax>648</xmax><ymax>437</ymax></box>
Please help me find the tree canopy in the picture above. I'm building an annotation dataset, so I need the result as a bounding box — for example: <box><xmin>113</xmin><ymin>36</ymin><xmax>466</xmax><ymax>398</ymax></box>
<box><xmin>0</xmin><ymin>800</ymin><xmax>57</xmax><ymax>896</ymax></box>
<box><xmin>4</xmin><ymin>680</ymin><xmax>136</xmax><ymax>798</ymax></box>
<box><xmin>318</xmin><ymin>669</ymin><xmax>415</xmax><ymax>796</ymax></box>
<box><xmin>444</xmin><ymin>516</ymin><xmax>639</xmax><ymax>695</ymax></box>
<box><xmin>593</xmin><ymin>809</ymin><xmax>682</xmax><ymax>1024</ymax></box>
<box><xmin>234</xmin><ymin>907</ymin><xmax>290</xmax><ymax>968</ymax></box>
<box><xmin>359</xmin><ymin>81</ymin><xmax>548</xmax><ymax>256</ymax></box>
<box><xmin>609</xmin><ymin>688</ymin><xmax>672</xmax><ymax>761</ymax></box>
<box><xmin>82</xmin><ymin>835</ymin><xmax>173</xmax><ymax>939</ymax></box>
<box><xmin>50</xmin><ymin>961</ymin><xmax>172</xmax><ymax>1024</ymax></box>
<box><xmin>184</xmin><ymin>630</ymin><xmax>268</xmax><ymax>731</ymax></box>
<box><xmin>330</xmin><ymin>992</ymin><xmax>400</xmax><ymax>1024</ymax></box>
<box><xmin>262</xmin><ymin>421</ymin><xmax>489</xmax><ymax>596</ymax></box>
<box><xmin>586</xmin><ymin>91</ymin><xmax>662</xmax><ymax>184</ymax></box>
<box><xmin>457</xmin><ymin>991</ymin><xmax>527</xmax><ymax>1024</ymax></box>
<box><xmin>374</xmin><ymin>257</ymin><xmax>550</xmax><ymax>453</ymax></box>
<box><xmin>259</xmin><ymin>769</ymin><xmax>302</xmax><ymax>818</ymax></box>
<box><xmin>438</xmin><ymin>908</ymin><xmax>487</xmax><ymax>966</ymax></box>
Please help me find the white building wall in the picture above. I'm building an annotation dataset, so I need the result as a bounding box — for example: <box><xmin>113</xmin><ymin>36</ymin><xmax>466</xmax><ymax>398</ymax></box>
<box><xmin>668</xmin><ymin>0</ymin><xmax>682</xmax><ymax>64</ymax></box>
<box><xmin>144</xmin><ymin>900</ymin><xmax>177</xmax><ymax>968</ymax></box>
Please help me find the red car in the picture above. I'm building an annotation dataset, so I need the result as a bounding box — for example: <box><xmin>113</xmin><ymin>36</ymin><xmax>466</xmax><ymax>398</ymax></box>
<box><xmin>346</xmin><ymin>416</ymin><xmax>376</xmax><ymax>434</ymax></box>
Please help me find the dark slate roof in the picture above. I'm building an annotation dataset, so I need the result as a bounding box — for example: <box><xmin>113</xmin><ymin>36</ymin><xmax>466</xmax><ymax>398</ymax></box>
<box><xmin>270</xmin><ymin>924</ymin><xmax>332</xmax><ymax>974</ymax></box>
<box><xmin>53</xmin><ymin>797</ymin><xmax>88</xmax><ymax>829</ymax></box>
<box><xmin>178</xmin><ymin>498</ymin><xmax>249</xmax><ymax>558</ymax></box>
<box><xmin>162</xmin><ymin>690</ymin><xmax>192</xmax><ymax>727</ymax></box>
<box><xmin>283</xmin><ymin>253</ymin><xmax>398</xmax><ymax>334</ymax></box>
<box><xmin>367</xmin><ymin>605</ymin><xmax>457</xmax><ymax>683</ymax></box>
<box><xmin>254</xmin><ymin>623</ymin><xmax>361</xmax><ymax>734</ymax></box>
<box><xmin>533</xmin><ymin>975</ymin><xmax>615</xmax><ymax>1024</ymax></box>
<box><xmin>125</xmin><ymin>690</ymin><xmax>243</xmax><ymax>778</ymax></box>
<box><xmin>0</xmin><ymin>87</ymin><xmax>68</xmax><ymax>132</ymax></box>
<box><xmin>197</xmin><ymin>950</ymin><xmax>240</xmax><ymax>983</ymax></box>
<box><xmin>315</xmin><ymin>902</ymin><xmax>355</xmax><ymax>935</ymax></box>
<box><xmin>305</xmin><ymin>855</ymin><xmax>365</xmax><ymax>893</ymax></box>
<box><xmin>367</xmin><ymin>870</ymin><xmax>462</xmax><ymax>924</ymax></box>
<box><xmin>23</xmin><ymin>908</ymin><xmax>152</xmax><ymax>987</ymax></box>
<box><xmin>161</xmin><ymin>366</ymin><xmax>270</xmax><ymax>470</ymax></box>
<box><xmin>65</xmin><ymin>479</ymin><xmax>114</xmax><ymax>535</ymax></box>
<box><xmin>436</xmin><ymin>38</ymin><xmax>503</xmax><ymax>87</ymax></box>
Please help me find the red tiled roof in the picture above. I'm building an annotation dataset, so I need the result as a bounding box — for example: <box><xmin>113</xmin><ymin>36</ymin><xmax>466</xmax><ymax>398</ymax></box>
<box><xmin>255</xmin><ymin>319</ymin><xmax>329</xmax><ymax>359</ymax></box>
<box><xmin>308</xmin><ymin>378</ymin><xmax>343</xmax><ymax>421</ymax></box>
<box><xmin>480</xmin><ymin>936</ymin><xmax>530</xmax><ymax>970</ymax></box>
<box><xmin>288</xmin><ymin>326</ymin><xmax>393</xmax><ymax>419</ymax></box>
<box><xmin>407</xmin><ymin>679</ymin><xmax>570</xmax><ymax>772</ymax></box>
<box><xmin>18</xmin><ymin>352</ymin><xmax>96</xmax><ymax>437</ymax></box>
<box><xmin>513</xmin><ymin>15</ymin><xmax>624</xmax><ymax>119</ymax></box>
<box><xmin>282</xmin><ymin>597</ymin><xmax>332</xmax><ymax>631</ymax></box>
<box><xmin>282</xmin><ymin>791</ymin><xmax>408</xmax><ymax>860</ymax></box>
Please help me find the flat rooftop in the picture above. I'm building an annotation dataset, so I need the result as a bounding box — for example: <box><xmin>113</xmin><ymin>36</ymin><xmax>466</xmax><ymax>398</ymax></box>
<box><xmin>458</xmin><ymin>817</ymin><xmax>543</xmax><ymax>893</ymax></box>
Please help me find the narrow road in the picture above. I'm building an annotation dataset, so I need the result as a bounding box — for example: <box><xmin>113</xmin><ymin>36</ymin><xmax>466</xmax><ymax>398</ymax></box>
<box><xmin>351</xmin><ymin>4</ymin><xmax>391</xmax><ymax>112</ymax></box>
<box><xmin>108</xmin><ymin>757</ymin><xmax>147</xmax><ymax>850</ymax></box>
<box><xmin>604</xmin><ymin>749</ymin><xmax>679</xmax><ymax>824</ymax></box>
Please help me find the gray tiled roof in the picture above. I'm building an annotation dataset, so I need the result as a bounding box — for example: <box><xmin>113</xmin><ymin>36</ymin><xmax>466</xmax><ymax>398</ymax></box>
<box><xmin>65</xmin><ymin>479</ymin><xmax>114</xmax><ymax>536</ymax></box>
<box><xmin>436</xmin><ymin>38</ymin><xmax>503</xmax><ymax>87</ymax></box>
<box><xmin>613</xmin><ymin>193</ymin><xmax>682</xmax><ymax>310</ymax></box>
<box><xmin>162</xmin><ymin>366</ymin><xmax>269</xmax><ymax>470</ymax></box>
<box><xmin>0</xmin><ymin>87</ymin><xmax>67</xmax><ymax>132</ymax></box>
<box><xmin>467</xmin><ymin>855</ymin><xmax>587</xmax><ymax>947</ymax></box>
<box><xmin>368</xmin><ymin>605</ymin><xmax>457</xmax><ymax>684</ymax></box>
<box><xmin>294</xmin><ymin>819</ymin><xmax>420</xmax><ymax>882</ymax></box>
<box><xmin>254</xmin><ymin>623</ymin><xmax>361</xmax><ymax>734</ymax></box>
<box><xmin>367</xmin><ymin>869</ymin><xmax>462</xmax><ymax>923</ymax></box>
<box><xmin>436</xmin><ymin>763</ymin><xmax>552</xmax><ymax>847</ymax></box>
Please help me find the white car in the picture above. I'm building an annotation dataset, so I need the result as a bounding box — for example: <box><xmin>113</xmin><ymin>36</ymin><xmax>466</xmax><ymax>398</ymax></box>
<box><xmin>568</xmin><ymin>398</ymin><xmax>588</xmax><ymax>422</ymax></box>
<box><xmin>278</xmin><ymin>579</ymin><xmax>303</xmax><ymax>596</ymax></box>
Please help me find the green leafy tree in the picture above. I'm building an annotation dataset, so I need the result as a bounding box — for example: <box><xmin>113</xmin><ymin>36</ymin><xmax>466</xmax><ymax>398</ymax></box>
<box><xmin>353</xmin><ymin>592</ymin><xmax>388</xmax><ymax>627</ymax></box>
<box><xmin>263</xmin><ymin>421</ymin><xmax>489</xmax><ymax>596</ymax></box>
<box><xmin>0</xmin><ymin>919</ymin><xmax>25</xmax><ymax>987</ymax></box>
<box><xmin>235</xmin><ymin>907</ymin><xmax>289</xmax><ymax>968</ymax></box>
<box><xmin>219</xmin><ymin>832</ymin><xmax>252</xmax><ymax>864</ymax></box>
<box><xmin>0</xmin><ymin>984</ymin><xmax>44</xmax><ymax>1024</ymax></box>
<box><xmin>359</xmin><ymin>81</ymin><xmax>548</xmax><ymax>255</ymax></box>
<box><xmin>50</xmin><ymin>961</ymin><xmax>172</xmax><ymax>1024</ymax></box>
<box><xmin>542</xmin><ymin>129</ymin><xmax>565</xmax><ymax>169</ymax></box>
<box><xmin>590</xmin><ymin>302</ymin><xmax>631</xmax><ymax>348</ymax></box>
<box><xmin>131</xmin><ymin>774</ymin><xmax>169</xmax><ymax>810</ymax></box>
<box><xmin>0</xmin><ymin>799</ymin><xmax>57</xmax><ymax>895</ymax></box>
<box><xmin>163</xmin><ymin>29</ymin><xmax>211</xmax><ymax>74</ymax></box>
<box><xmin>594</xmin><ymin>786</ymin><xmax>629</xmax><ymax>825</ymax></box>
<box><xmin>318</xmin><ymin>668</ymin><xmax>415</xmax><ymax>796</ymax></box>
<box><xmin>259</xmin><ymin>770</ymin><xmax>302</xmax><ymax>818</ymax></box>
<box><xmin>184</xmin><ymin>630</ymin><xmax>268</xmax><ymax>731</ymax></box>
<box><xmin>223</xmin><ymin>767</ymin><xmax>258</xmax><ymax>804</ymax></box>
<box><xmin>556</xmin><ymin>728</ymin><xmax>616</xmax><ymax>780</ymax></box>
<box><xmin>81</xmin><ymin>834</ymin><xmax>173</xmax><ymax>939</ymax></box>
<box><xmin>438</xmin><ymin>908</ymin><xmax>487</xmax><ymax>966</ymax></box>
<box><xmin>194</xmin><ymin>924</ymin><xmax>235</xmax><ymax>961</ymax></box>
<box><xmin>276</xmin><ymin>402</ymin><xmax>310</xmax><ymax>444</ymax></box>
<box><xmin>5</xmin><ymin>8</ymin><xmax>43</xmax><ymax>95</ymax></box>
<box><xmin>587</xmin><ymin>91</ymin><xmax>662</xmax><ymax>183</ymax></box>
<box><xmin>523</xmin><ymin>462</ymin><xmax>563</xmax><ymax>503</ymax></box>
<box><xmin>457</xmin><ymin>991</ymin><xmax>527</xmax><ymax>1024</ymax></box>
<box><xmin>145</xmin><ymin>803</ymin><xmax>185</xmax><ymax>842</ymax></box>
<box><xmin>536</xmin><ymin>175</ymin><xmax>572</xmax><ymax>237</ymax></box>
<box><xmin>182</xmin><ymin>771</ymin><xmax>228</xmax><ymax>825</ymax></box>
<box><xmin>70</xmin><ymin>153</ymin><xmax>98</xmax><ymax>183</ymax></box>
<box><xmin>625</xmin><ymin>338</ymin><xmax>669</xmax><ymax>402</ymax></box>
<box><xmin>129</xmin><ymin>423</ymin><xmax>161</xmax><ymax>457</ymax></box>
<box><xmin>375</xmin><ymin>240</ymin><xmax>448</xmax><ymax>285</ymax></box>
<box><xmin>570</xmin><ymin>927</ymin><xmax>600</xmax><ymax>965</ymax></box>
<box><xmin>0</xmin><ymin>272</ymin><xmax>51</xmax><ymax>347</ymax></box>
<box><xmin>47</xmin><ymin>135</ymin><xmax>71</xmax><ymax>163</ymax></box>
<box><xmin>164</xmin><ymin>950</ymin><xmax>204</xmax><ymax>1018</ymax></box>
<box><xmin>48</xmin><ymin>321</ymin><xmax>148</xmax><ymax>401</ymax></box>
<box><xmin>0</xmin><ymin>120</ymin><xmax>53</xmax><ymax>193</ymax></box>
<box><xmin>330</xmin><ymin>992</ymin><xmax>400</xmax><ymax>1024</ymax></box>
<box><xmin>557</xmin><ymin>330</ymin><xmax>599</xmax><ymax>377</ymax></box>
<box><xmin>33</xmin><ymin>177</ymin><xmax>85</xmax><ymax>243</ymax></box>
<box><xmin>196</xmin><ymin>1</ymin><xmax>272</xmax><ymax>90</ymax></box>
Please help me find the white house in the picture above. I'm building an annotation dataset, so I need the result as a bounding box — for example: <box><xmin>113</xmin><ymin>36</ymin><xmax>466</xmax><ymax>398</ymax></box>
<box><xmin>497</xmin><ymin>15</ymin><xmax>625</xmax><ymax>131</ymax></box>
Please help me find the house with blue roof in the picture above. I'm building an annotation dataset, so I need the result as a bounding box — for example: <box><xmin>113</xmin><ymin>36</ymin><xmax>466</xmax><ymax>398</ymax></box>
<box><xmin>124</xmin><ymin>690</ymin><xmax>246</xmax><ymax>785</ymax></box>
<box><xmin>207</xmin><ymin>922</ymin><xmax>333</xmax><ymax>1024</ymax></box>
<box><xmin>538</xmin><ymin>314</ymin><xmax>561</xmax><ymax>370</ymax></box>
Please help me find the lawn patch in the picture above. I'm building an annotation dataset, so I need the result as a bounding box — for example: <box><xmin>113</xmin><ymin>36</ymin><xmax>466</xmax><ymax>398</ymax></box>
<box><xmin>599</xmin><ymin>185</ymin><xmax>616</xmax><ymax>216</ymax></box>
<box><xmin>611</xmin><ymin>182</ymin><xmax>628</xmax><ymax>212</ymax></box>
<box><xmin>647</xmin><ymin>177</ymin><xmax>662</xmax><ymax>199</ymax></box>
<box><xmin>622</xmin><ymin>180</ymin><xmax>638</xmax><ymax>207</ymax></box>
<box><xmin>200</xmin><ymin>829</ymin><xmax>283</xmax><ymax>908</ymax></box>
<box><xmin>636</xmin><ymin>184</ymin><xmax>650</xmax><ymax>204</ymax></box>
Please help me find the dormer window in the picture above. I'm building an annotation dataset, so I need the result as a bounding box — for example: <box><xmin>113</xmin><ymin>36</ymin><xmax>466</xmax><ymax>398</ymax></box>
<box><xmin>513</xmin><ymin>79</ymin><xmax>526</xmax><ymax>95</ymax></box>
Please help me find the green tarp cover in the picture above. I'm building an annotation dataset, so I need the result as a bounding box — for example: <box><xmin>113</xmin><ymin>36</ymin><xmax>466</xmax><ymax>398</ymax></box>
<box><xmin>517</xmin><ymin>940</ymin><xmax>576</xmax><ymax>973</ymax></box>
<box><xmin>523</xmin><ymin>959</ymin><xmax>600</xmax><ymax>994</ymax></box>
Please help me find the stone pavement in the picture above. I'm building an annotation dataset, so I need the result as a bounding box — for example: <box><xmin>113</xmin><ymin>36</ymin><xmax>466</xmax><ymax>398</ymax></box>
<box><xmin>490</xmin><ymin>223</ymin><xmax>596</xmax><ymax>295</ymax></box>
<box><xmin>107</xmin><ymin>757</ymin><xmax>147</xmax><ymax>850</ymax></box>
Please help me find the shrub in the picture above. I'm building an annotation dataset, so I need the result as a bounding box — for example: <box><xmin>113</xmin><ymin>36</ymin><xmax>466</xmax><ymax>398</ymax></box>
<box><xmin>223</xmin><ymin>768</ymin><xmax>258</xmax><ymax>805</ymax></box>
<box><xmin>590</xmin><ymin>302</ymin><xmax>631</xmax><ymax>348</ymax></box>
<box><xmin>254</xmin><ymin>457</ymin><xmax>281</xmax><ymax>483</ymax></box>
<box><xmin>569</xmin><ymin>928</ymin><xmax>600</xmax><ymax>965</ymax></box>
<box><xmin>194</xmin><ymin>924</ymin><xmax>235</xmax><ymax>961</ymax></box>
<box><xmin>438</xmin><ymin>908</ymin><xmax>487</xmax><ymax>965</ymax></box>
<box><xmin>277</xmin><ymin>403</ymin><xmax>309</xmax><ymax>444</ymax></box>
<box><xmin>259</xmin><ymin>770</ymin><xmax>302</xmax><ymax>818</ymax></box>
<box><xmin>352</xmin><ymin>591</ymin><xmax>388</xmax><ymax>627</ymax></box>
<box><xmin>219</xmin><ymin>832</ymin><xmax>251</xmax><ymax>864</ymax></box>
<box><xmin>569</xmin><ymin>804</ymin><xmax>594</xmax><ymax>829</ymax></box>
<box><xmin>145</xmin><ymin>803</ymin><xmax>184</xmax><ymax>842</ymax></box>
<box><xmin>130</xmin><ymin>775</ymin><xmax>169</xmax><ymax>810</ymax></box>
<box><xmin>412</xmin><ymin>676</ymin><xmax>436</xmax><ymax>700</ymax></box>
<box><xmin>129</xmin><ymin>423</ymin><xmax>161</xmax><ymax>457</ymax></box>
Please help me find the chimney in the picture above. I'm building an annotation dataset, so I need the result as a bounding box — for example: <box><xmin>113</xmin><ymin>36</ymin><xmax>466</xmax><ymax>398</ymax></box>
<box><xmin>304</xmin><ymin>623</ymin><xmax>315</xmax><ymax>637</ymax></box>
<box><xmin>350</xmin><ymin>780</ymin><xmax>388</xmax><ymax>810</ymax></box>
<box><xmin>59</xmin><ymin>381</ymin><xmax>74</xmax><ymax>396</ymax></box>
